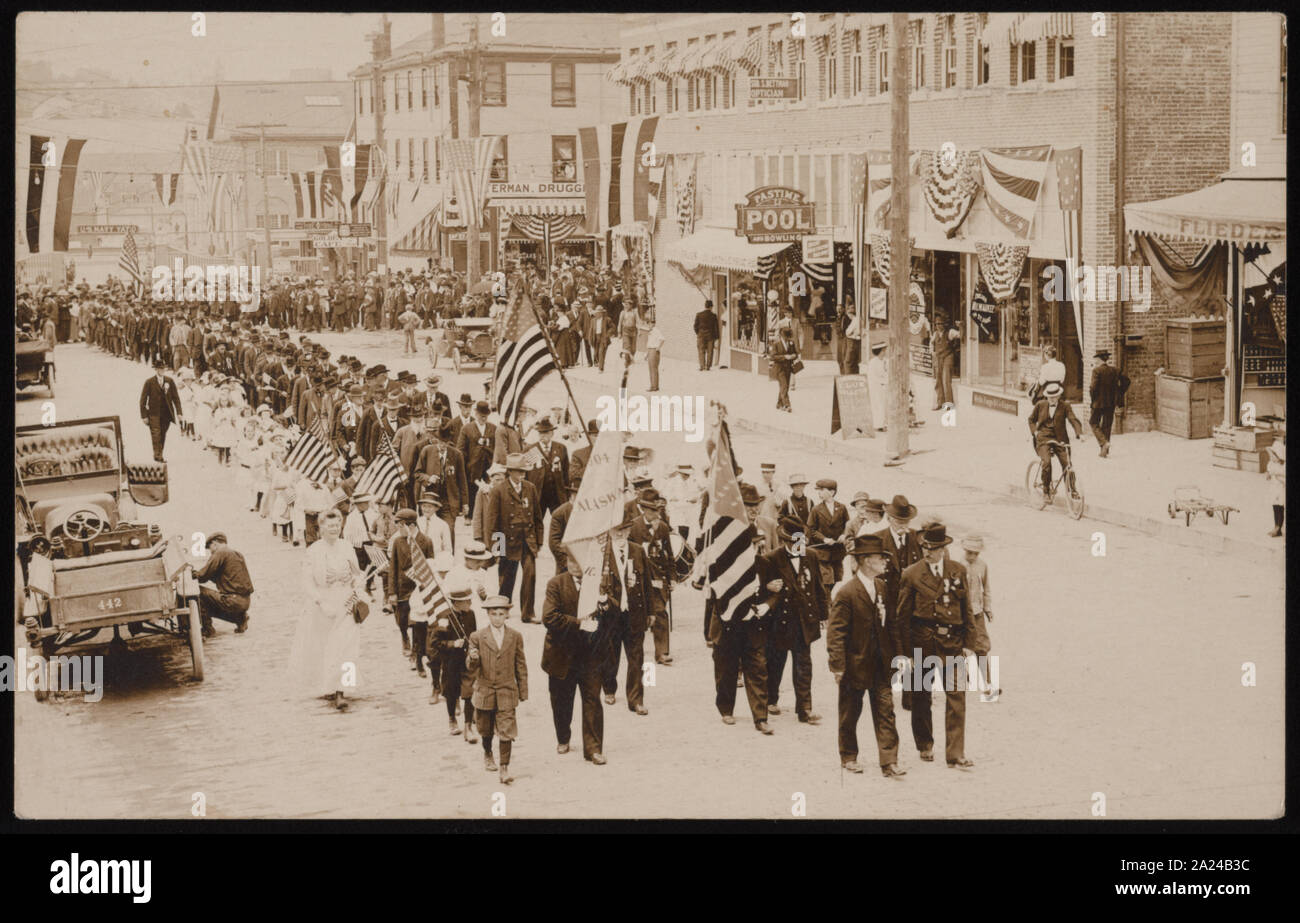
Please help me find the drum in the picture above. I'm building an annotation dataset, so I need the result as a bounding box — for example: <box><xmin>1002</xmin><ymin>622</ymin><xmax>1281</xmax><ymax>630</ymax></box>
<box><xmin>668</xmin><ymin>531</ymin><xmax>696</xmax><ymax>584</ymax></box>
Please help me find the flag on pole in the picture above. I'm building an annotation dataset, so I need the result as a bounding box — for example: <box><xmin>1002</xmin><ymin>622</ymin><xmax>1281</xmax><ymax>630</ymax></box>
<box><xmin>561</xmin><ymin>425</ymin><xmax>626</xmax><ymax>624</ymax></box>
<box><xmin>493</xmin><ymin>288</ymin><xmax>556</xmax><ymax>427</ymax></box>
<box><xmin>444</xmin><ymin>136</ymin><xmax>499</xmax><ymax>231</ymax></box>
<box><xmin>286</xmin><ymin>429</ymin><xmax>339</xmax><ymax>483</ymax></box>
<box><xmin>701</xmin><ymin>423</ymin><xmax>758</xmax><ymax>624</ymax></box>
<box><xmin>363</xmin><ymin>544</ymin><xmax>388</xmax><ymax>571</ymax></box>
<box><xmin>118</xmin><ymin>227</ymin><xmax>145</xmax><ymax>294</ymax></box>
<box><xmin>405</xmin><ymin>544</ymin><xmax>454</xmax><ymax>620</ymax></box>
<box><xmin>352</xmin><ymin>431</ymin><xmax>404</xmax><ymax>504</ymax></box>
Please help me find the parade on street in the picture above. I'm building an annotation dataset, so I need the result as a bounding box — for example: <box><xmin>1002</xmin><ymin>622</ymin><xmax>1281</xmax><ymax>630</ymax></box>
<box><xmin>12</xmin><ymin>11</ymin><xmax>1287</xmax><ymax>825</ymax></box>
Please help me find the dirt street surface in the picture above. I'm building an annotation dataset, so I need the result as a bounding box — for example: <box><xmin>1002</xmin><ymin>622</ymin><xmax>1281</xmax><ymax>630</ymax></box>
<box><xmin>14</xmin><ymin>338</ymin><xmax>1284</xmax><ymax>819</ymax></box>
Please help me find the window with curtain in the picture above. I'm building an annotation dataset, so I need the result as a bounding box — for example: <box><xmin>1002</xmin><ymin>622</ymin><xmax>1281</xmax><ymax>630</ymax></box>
<box><xmin>483</xmin><ymin>61</ymin><xmax>506</xmax><ymax>106</ymax></box>
<box><xmin>876</xmin><ymin>29</ymin><xmax>889</xmax><ymax>94</ymax></box>
<box><xmin>975</xmin><ymin>14</ymin><xmax>990</xmax><ymax>87</ymax></box>
<box><xmin>552</xmin><ymin>136</ymin><xmax>577</xmax><ymax>181</ymax></box>
<box><xmin>943</xmin><ymin>15</ymin><xmax>958</xmax><ymax>88</ymax></box>
<box><xmin>490</xmin><ymin>137</ymin><xmax>508</xmax><ymax>181</ymax></box>
<box><xmin>826</xmin><ymin>35</ymin><xmax>839</xmax><ymax>99</ymax></box>
<box><xmin>407</xmin><ymin>70</ymin><xmax>414</xmax><ymax>108</ymax></box>
<box><xmin>794</xmin><ymin>38</ymin><xmax>806</xmax><ymax>99</ymax></box>
<box><xmin>850</xmin><ymin>30</ymin><xmax>863</xmax><ymax>95</ymax></box>
<box><xmin>911</xmin><ymin>20</ymin><xmax>926</xmax><ymax>90</ymax></box>
<box><xmin>552</xmin><ymin>61</ymin><xmax>576</xmax><ymax>106</ymax></box>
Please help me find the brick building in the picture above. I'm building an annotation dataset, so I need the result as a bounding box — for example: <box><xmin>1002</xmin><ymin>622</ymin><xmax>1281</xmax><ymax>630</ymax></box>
<box><xmin>615</xmin><ymin>12</ymin><xmax>1236</xmax><ymax>428</ymax></box>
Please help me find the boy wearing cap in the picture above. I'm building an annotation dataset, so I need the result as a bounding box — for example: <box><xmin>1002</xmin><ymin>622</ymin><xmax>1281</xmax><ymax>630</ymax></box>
<box><xmin>416</xmin><ymin>493</ymin><xmax>454</xmax><ymax>558</ymax></box>
<box><xmin>827</xmin><ymin>533</ymin><xmax>906</xmax><ymax>778</ymax></box>
<box><xmin>961</xmin><ymin>535</ymin><xmax>996</xmax><ymax>699</ymax></box>
<box><xmin>778</xmin><ymin>474</ymin><xmax>812</xmax><ymax>528</ymax></box>
<box><xmin>896</xmin><ymin>525</ymin><xmax>977</xmax><ymax>770</ymax></box>
<box><xmin>430</xmin><ymin>578</ymin><xmax>480</xmax><ymax>738</ymax></box>
<box><xmin>467</xmin><ymin>597</ymin><xmax>528</xmax><ymax>783</ymax></box>
<box><xmin>485</xmin><ymin>454</ymin><xmax>544</xmax><ymax>623</ymax></box>
<box><xmin>808</xmin><ymin>478</ymin><xmax>850</xmax><ymax>589</ymax></box>
<box><xmin>1027</xmin><ymin>383</ymin><xmax>1085</xmax><ymax>500</ymax></box>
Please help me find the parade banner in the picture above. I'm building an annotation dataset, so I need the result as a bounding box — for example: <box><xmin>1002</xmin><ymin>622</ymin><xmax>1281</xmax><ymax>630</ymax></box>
<box><xmin>562</xmin><ymin>426</ymin><xmax>626</xmax><ymax>624</ymax></box>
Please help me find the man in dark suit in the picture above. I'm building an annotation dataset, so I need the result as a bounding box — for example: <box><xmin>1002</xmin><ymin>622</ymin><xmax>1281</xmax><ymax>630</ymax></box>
<box><xmin>139</xmin><ymin>358</ymin><xmax>184</xmax><ymax>462</ymax></box>
<box><xmin>547</xmin><ymin>478</ymin><xmax>580</xmax><ymax>575</ymax></box>
<box><xmin>761</xmin><ymin>515</ymin><xmax>827</xmax><ymax>724</ymax></box>
<box><xmin>599</xmin><ymin>508</ymin><xmax>655</xmax><ymax>714</ymax></box>
<box><xmin>1027</xmin><ymin>382</ymin><xmax>1086</xmax><ymax>499</ymax></box>
<box><xmin>458</xmin><ymin>401</ymin><xmax>497</xmax><ymax>517</ymax></box>
<box><xmin>542</xmin><ymin>555</ymin><xmax>616</xmax><ymax>762</ymax></box>
<box><xmin>1088</xmin><ymin>350</ymin><xmax>1126</xmax><ymax>457</ymax></box>
<box><xmin>896</xmin><ymin>524</ymin><xmax>977</xmax><ymax>770</ymax></box>
<box><xmin>485</xmin><ymin>453</ymin><xmax>544</xmax><ymax>623</ymax></box>
<box><xmin>827</xmin><ymin>532</ymin><xmax>906</xmax><ymax>778</ymax></box>
<box><xmin>693</xmin><ymin>299</ymin><xmax>720</xmax><ymax>370</ymax></box>
<box><xmin>629</xmin><ymin>489</ymin><xmax>674</xmax><ymax>666</ymax></box>
<box><xmin>414</xmin><ymin>419</ymin><xmax>469</xmax><ymax>548</ymax></box>
<box><xmin>493</xmin><ymin>414</ymin><xmax>526</xmax><ymax>465</ymax></box>
<box><xmin>447</xmin><ymin>393</ymin><xmax>476</xmax><ymax>447</ymax></box>
<box><xmin>386</xmin><ymin>509</ymin><xmax>436</xmax><ymax>657</ymax></box>
<box><xmin>363</xmin><ymin>396</ymin><xmax>404</xmax><ymax>464</ymax></box>
<box><xmin>524</xmin><ymin>416</ymin><xmax>569</xmax><ymax>517</ymax></box>
<box><xmin>872</xmin><ymin>494</ymin><xmax>923</xmax><ymax>615</ymax></box>
<box><xmin>569</xmin><ymin>419</ymin><xmax>600</xmax><ymax>485</ymax></box>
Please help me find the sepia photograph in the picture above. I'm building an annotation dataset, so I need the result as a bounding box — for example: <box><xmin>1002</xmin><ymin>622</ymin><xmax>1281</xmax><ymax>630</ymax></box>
<box><xmin>9</xmin><ymin>8</ymin><xmax>1288</xmax><ymax>841</ymax></box>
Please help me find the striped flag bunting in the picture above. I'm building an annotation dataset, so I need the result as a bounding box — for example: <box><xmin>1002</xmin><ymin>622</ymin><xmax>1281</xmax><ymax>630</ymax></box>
<box><xmin>865</xmin><ymin>149</ymin><xmax>894</xmax><ymax>232</ymax></box>
<box><xmin>118</xmin><ymin>227</ymin><xmax>145</xmax><ymax>294</ymax></box>
<box><xmin>352</xmin><ymin>431</ymin><xmax>404</xmax><ymax>505</ymax></box>
<box><xmin>286</xmin><ymin>429</ymin><xmax>339</xmax><ymax>483</ymax></box>
<box><xmin>849</xmin><ymin>151</ymin><xmax>867</xmax><ymax>308</ymax></box>
<box><xmin>918</xmin><ymin>148</ymin><xmax>982</xmax><ymax>238</ymax></box>
<box><xmin>154</xmin><ymin>172</ymin><xmax>179</xmax><ymax>207</ymax></box>
<box><xmin>183</xmin><ymin>141</ymin><xmax>240</xmax><ymax>233</ymax></box>
<box><xmin>392</xmin><ymin>204</ymin><xmax>442</xmax><ymax>254</ymax></box>
<box><xmin>348</xmin><ymin>143</ymin><xmax>372</xmax><ymax>222</ymax></box>
<box><xmin>359</xmin><ymin>146</ymin><xmax>386</xmax><ymax>221</ymax></box>
<box><xmin>702</xmin><ymin>422</ymin><xmax>758</xmax><ymax>624</ymax></box>
<box><xmin>444</xmin><ymin>136</ymin><xmax>498</xmax><ymax>230</ymax></box>
<box><xmin>511</xmin><ymin>214</ymin><xmax>582</xmax><ymax>268</ymax></box>
<box><xmin>321</xmin><ymin>145</ymin><xmax>344</xmax><ymax>220</ymax></box>
<box><xmin>979</xmin><ymin>145</ymin><xmax>1054</xmax><ymax>238</ymax></box>
<box><xmin>406</xmin><ymin>545</ymin><xmax>455</xmax><ymax>621</ymax></box>
<box><xmin>493</xmin><ymin>288</ymin><xmax>556</xmax><ymax>428</ymax></box>
<box><xmin>22</xmin><ymin>134</ymin><xmax>86</xmax><ymax>254</ymax></box>
<box><xmin>675</xmin><ymin>154</ymin><xmax>698</xmax><ymax>238</ymax></box>
<box><xmin>974</xmin><ymin>241</ymin><xmax>1032</xmax><ymax>302</ymax></box>
<box><xmin>1056</xmin><ymin>147</ymin><xmax>1084</xmax><ymax>340</ymax></box>
<box><xmin>577</xmin><ymin>116</ymin><xmax>659</xmax><ymax>235</ymax></box>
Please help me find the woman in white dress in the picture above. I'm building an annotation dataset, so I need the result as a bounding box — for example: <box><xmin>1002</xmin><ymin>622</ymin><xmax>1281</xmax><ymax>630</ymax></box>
<box><xmin>288</xmin><ymin>509</ymin><xmax>366</xmax><ymax>710</ymax></box>
<box><xmin>194</xmin><ymin>376</ymin><xmax>216</xmax><ymax>446</ymax></box>
<box><xmin>268</xmin><ymin>448</ymin><xmax>295</xmax><ymax>541</ymax></box>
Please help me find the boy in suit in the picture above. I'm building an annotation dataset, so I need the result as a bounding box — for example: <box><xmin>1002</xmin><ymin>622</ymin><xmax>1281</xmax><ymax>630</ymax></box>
<box><xmin>467</xmin><ymin>596</ymin><xmax>528</xmax><ymax>784</ymax></box>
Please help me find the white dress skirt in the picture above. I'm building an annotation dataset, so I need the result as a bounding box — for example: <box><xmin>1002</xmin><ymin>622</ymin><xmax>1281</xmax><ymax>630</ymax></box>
<box><xmin>288</xmin><ymin>539</ymin><xmax>364</xmax><ymax>697</ymax></box>
<box><xmin>268</xmin><ymin>466</ymin><xmax>295</xmax><ymax>525</ymax></box>
<box><xmin>210</xmin><ymin>406</ymin><xmax>238</xmax><ymax>449</ymax></box>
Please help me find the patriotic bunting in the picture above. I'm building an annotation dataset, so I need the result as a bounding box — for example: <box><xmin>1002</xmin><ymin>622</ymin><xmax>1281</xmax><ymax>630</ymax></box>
<box><xmin>154</xmin><ymin>172</ymin><xmax>179</xmax><ymax>208</ymax></box>
<box><xmin>1056</xmin><ymin>147</ymin><xmax>1084</xmax><ymax>340</ymax></box>
<box><xmin>979</xmin><ymin>145</ymin><xmax>1053</xmax><ymax>238</ymax></box>
<box><xmin>975</xmin><ymin>241</ymin><xmax>1031</xmax><ymax>301</ymax></box>
<box><xmin>23</xmin><ymin>134</ymin><xmax>86</xmax><ymax>254</ymax></box>
<box><xmin>918</xmin><ymin>148</ymin><xmax>982</xmax><ymax>238</ymax></box>
<box><xmin>286</xmin><ymin>429</ymin><xmax>341</xmax><ymax>484</ymax></box>
<box><xmin>675</xmin><ymin>154</ymin><xmax>697</xmax><ymax>237</ymax></box>
<box><xmin>444</xmin><ymin>136</ymin><xmax>499</xmax><ymax>230</ymax></box>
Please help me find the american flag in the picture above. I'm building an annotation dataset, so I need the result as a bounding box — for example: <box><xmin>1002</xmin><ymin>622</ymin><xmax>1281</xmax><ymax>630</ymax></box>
<box><xmin>352</xmin><ymin>431</ymin><xmax>404</xmax><ymax>504</ymax></box>
<box><xmin>406</xmin><ymin>544</ymin><xmax>455</xmax><ymax>623</ymax></box>
<box><xmin>980</xmin><ymin>145</ymin><xmax>1054</xmax><ymax>238</ymax></box>
<box><xmin>701</xmin><ymin>423</ymin><xmax>758</xmax><ymax>624</ymax></box>
<box><xmin>118</xmin><ymin>227</ymin><xmax>144</xmax><ymax>294</ymax></box>
<box><xmin>675</xmin><ymin>154</ymin><xmax>697</xmax><ymax>237</ymax></box>
<box><xmin>849</xmin><ymin>152</ymin><xmax>868</xmax><ymax>312</ymax></box>
<box><xmin>285</xmin><ymin>429</ymin><xmax>339</xmax><ymax>483</ymax></box>
<box><xmin>493</xmin><ymin>288</ymin><xmax>555</xmax><ymax>428</ymax></box>
<box><xmin>444</xmin><ymin>136</ymin><xmax>499</xmax><ymax>231</ymax></box>
<box><xmin>363</xmin><ymin>543</ymin><xmax>388</xmax><ymax>571</ymax></box>
<box><xmin>1056</xmin><ymin>147</ymin><xmax>1084</xmax><ymax>340</ymax></box>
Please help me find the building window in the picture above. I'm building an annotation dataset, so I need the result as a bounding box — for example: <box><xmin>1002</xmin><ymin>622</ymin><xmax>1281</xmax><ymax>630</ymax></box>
<box><xmin>490</xmin><ymin>137</ymin><xmax>507</xmax><ymax>181</ymax></box>
<box><xmin>629</xmin><ymin>83</ymin><xmax>639</xmax><ymax>116</ymax></box>
<box><xmin>552</xmin><ymin>136</ymin><xmax>577</xmax><ymax>181</ymax></box>
<box><xmin>483</xmin><ymin>61</ymin><xmax>506</xmax><ymax>106</ymax></box>
<box><xmin>643</xmin><ymin>80</ymin><xmax>656</xmax><ymax>114</ymax></box>
<box><xmin>357</xmin><ymin>81</ymin><xmax>365</xmax><ymax>115</ymax></box>
<box><xmin>877</xmin><ymin>40</ymin><xmax>889</xmax><ymax>95</ymax></box>
<box><xmin>826</xmin><ymin>35</ymin><xmax>839</xmax><ymax>99</ymax></box>
<box><xmin>943</xmin><ymin>15</ymin><xmax>958</xmax><ymax>88</ymax></box>
<box><xmin>433</xmin><ymin>67</ymin><xmax>440</xmax><ymax>107</ymax></box>
<box><xmin>911</xmin><ymin>20</ymin><xmax>926</xmax><ymax>90</ymax></box>
<box><xmin>408</xmin><ymin>138</ymin><xmax>415</xmax><ymax>181</ymax></box>
<box><xmin>422</xmin><ymin>139</ymin><xmax>429</xmax><ymax>182</ymax></box>
<box><xmin>394</xmin><ymin>138</ymin><xmax>401</xmax><ymax>171</ymax></box>
<box><xmin>394</xmin><ymin>73</ymin><xmax>401</xmax><ymax>110</ymax></box>
<box><xmin>434</xmin><ymin>138</ymin><xmax>441</xmax><ymax>183</ymax></box>
<box><xmin>551</xmin><ymin>61</ymin><xmax>576</xmax><ymax>107</ymax></box>
<box><xmin>850</xmin><ymin>30</ymin><xmax>863</xmax><ymax>95</ymax></box>
<box><xmin>975</xmin><ymin>14</ymin><xmax>990</xmax><ymax>87</ymax></box>
<box><xmin>1057</xmin><ymin>38</ymin><xmax>1075</xmax><ymax>80</ymax></box>
<box><xmin>407</xmin><ymin>70</ymin><xmax>414</xmax><ymax>108</ymax></box>
<box><xmin>1019</xmin><ymin>41</ymin><xmax>1036</xmax><ymax>83</ymax></box>
<box><xmin>421</xmin><ymin>69</ymin><xmax>429</xmax><ymax>108</ymax></box>
<box><xmin>794</xmin><ymin>38</ymin><xmax>806</xmax><ymax>99</ymax></box>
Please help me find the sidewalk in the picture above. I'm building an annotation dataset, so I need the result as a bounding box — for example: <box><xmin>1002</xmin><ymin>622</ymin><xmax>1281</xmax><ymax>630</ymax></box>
<box><xmin>562</xmin><ymin>351</ymin><xmax>1285</xmax><ymax>561</ymax></box>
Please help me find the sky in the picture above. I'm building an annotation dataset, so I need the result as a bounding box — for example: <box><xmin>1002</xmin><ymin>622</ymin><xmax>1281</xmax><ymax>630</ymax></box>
<box><xmin>16</xmin><ymin>12</ymin><xmax>433</xmax><ymax>86</ymax></box>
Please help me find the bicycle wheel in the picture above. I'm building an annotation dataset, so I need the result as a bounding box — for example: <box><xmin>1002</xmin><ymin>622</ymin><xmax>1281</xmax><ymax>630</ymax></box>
<box><xmin>1066</xmin><ymin>477</ymin><xmax>1085</xmax><ymax>519</ymax></box>
<box><xmin>1024</xmin><ymin>460</ymin><xmax>1046</xmax><ymax>509</ymax></box>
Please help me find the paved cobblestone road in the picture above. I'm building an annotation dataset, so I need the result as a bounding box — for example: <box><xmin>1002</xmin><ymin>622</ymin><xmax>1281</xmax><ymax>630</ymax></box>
<box><xmin>14</xmin><ymin>337</ymin><xmax>1284</xmax><ymax>819</ymax></box>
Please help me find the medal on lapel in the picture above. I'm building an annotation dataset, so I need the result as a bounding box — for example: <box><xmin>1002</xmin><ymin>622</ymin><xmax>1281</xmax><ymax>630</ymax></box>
<box><xmin>942</xmin><ymin>576</ymin><xmax>951</xmax><ymax>607</ymax></box>
<box><xmin>876</xmin><ymin>594</ymin><xmax>887</xmax><ymax>627</ymax></box>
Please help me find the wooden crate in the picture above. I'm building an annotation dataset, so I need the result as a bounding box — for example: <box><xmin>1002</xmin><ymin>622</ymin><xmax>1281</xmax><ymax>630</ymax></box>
<box><xmin>1213</xmin><ymin>424</ymin><xmax>1275</xmax><ymax>452</ymax></box>
<box><xmin>1155</xmin><ymin>374</ymin><xmax>1224</xmax><ymax>439</ymax></box>
<box><xmin>1166</xmin><ymin>318</ymin><xmax>1226</xmax><ymax>379</ymax></box>
<box><xmin>1212</xmin><ymin>444</ymin><xmax>1269</xmax><ymax>473</ymax></box>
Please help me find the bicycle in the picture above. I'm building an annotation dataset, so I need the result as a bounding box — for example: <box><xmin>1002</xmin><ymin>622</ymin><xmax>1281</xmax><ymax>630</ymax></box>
<box><xmin>1025</xmin><ymin>439</ymin><xmax>1085</xmax><ymax>519</ymax></box>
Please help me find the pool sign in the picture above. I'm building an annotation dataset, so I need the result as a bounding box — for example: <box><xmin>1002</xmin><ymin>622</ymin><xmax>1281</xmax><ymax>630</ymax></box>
<box><xmin>735</xmin><ymin>186</ymin><xmax>816</xmax><ymax>243</ymax></box>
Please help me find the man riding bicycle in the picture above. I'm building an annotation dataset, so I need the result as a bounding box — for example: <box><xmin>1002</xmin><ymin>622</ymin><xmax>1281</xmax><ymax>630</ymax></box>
<box><xmin>1027</xmin><ymin>382</ymin><xmax>1085</xmax><ymax>499</ymax></box>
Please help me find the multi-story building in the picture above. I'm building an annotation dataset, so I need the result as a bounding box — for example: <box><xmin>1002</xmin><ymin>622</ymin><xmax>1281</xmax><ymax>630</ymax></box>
<box><xmin>350</xmin><ymin>13</ymin><xmax>625</xmax><ymax>273</ymax></box>
<box><xmin>618</xmin><ymin>12</ymin><xmax>1238</xmax><ymax>428</ymax></box>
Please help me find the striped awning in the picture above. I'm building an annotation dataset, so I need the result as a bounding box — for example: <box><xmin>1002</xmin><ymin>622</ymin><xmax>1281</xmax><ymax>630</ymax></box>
<box><xmin>734</xmin><ymin>31</ymin><xmax>765</xmax><ymax>74</ymax></box>
<box><xmin>605</xmin><ymin>57</ymin><xmax>635</xmax><ymax>85</ymax></box>
<box><xmin>391</xmin><ymin>204</ymin><xmax>440</xmax><ymax>254</ymax></box>
<box><xmin>1124</xmin><ymin>178</ymin><xmax>1286</xmax><ymax>246</ymax></box>
<box><xmin>496</xmin><ymin>201</ymin><xmax>585</xmax><ymax>217</ymax></box>
<box><xmin>665</xmin><ymin>226</ymin><xmax>791</xmax><ymax>273</ymax></box>
<box><xmin>677</xmin><ymin>41</ymin><xmax>710</xmax><ymax>76</ymax></box>
<box><xmin>1006</xmin><ymin>12</ymin><xmax>1074</xmax><ymax>44</ymax></box>
<box><xmin>651</xmin><ymin>46</ymin><xmax>681</xmax><ymax>79</ymax></box>
<box><xmin>703</xmin><ymin>32</ymin><xmax>752</xmax><ymax>73</ymax></box>
<box><xmin>627</xmin><ymin>53</ymin><xmax>658</xmax><ymax>83</ymax></box>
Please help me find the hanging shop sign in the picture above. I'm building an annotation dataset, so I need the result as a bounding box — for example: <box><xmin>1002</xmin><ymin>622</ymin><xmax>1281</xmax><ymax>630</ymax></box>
<box><xmin>801</xmin><ymin>234</ymin><xmax>834</xmax><ymax>263</ymax></box>
<box><xmin>295</xmin><ymin>220</ymin><xmax>338</xmax><ymax>231</ymax></box>
<box><xmin>735</xmin><ymin>186</ymin><xmax>816</xmax><ymax>243</ymax></box>
<box><xmin>970</xmin><ymin>291</ymin><xmax>998</xmax><ymax>339</ymax></box>
<box><xmin>487</xmin><ymin>181</ymin><xmax>584</xmax><ymax>198</ymax></box>
<box><xmin>749</xmin><ymin>77</ymin><xmax>800</xmax><ymax>99</ymax></box>
<box><xmin>339</xmin><ymin>223</ymin><xmax>372</xmax><ymax>238</ymax></box>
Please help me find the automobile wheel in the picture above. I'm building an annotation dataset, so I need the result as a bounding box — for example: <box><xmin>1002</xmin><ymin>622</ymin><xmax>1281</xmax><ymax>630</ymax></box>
<box><xmin>187</xmin><ymin>598</ymin><xmax>205</xmax><ymax>681</ymax></box>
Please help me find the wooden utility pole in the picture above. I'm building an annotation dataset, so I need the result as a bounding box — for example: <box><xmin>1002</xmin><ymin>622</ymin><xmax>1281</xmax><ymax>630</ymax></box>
<box><xmin>465</xmin><ymin>16</ymin><xmax>483</xmax><ymax>282</ymax></box>
<box><xmin>237</xmin><ymin>122</ymin><xmax>286</xmax><ymax>274</ymax></box>
<box><xmin>885</xmin><ymin>13</ymin><xmax>911</xmax><ymax>461</ymax></box>
<box><xmin>371</xmin><ymin>14</ymin><xmax>391</xmax><ymax>271</ymax></box>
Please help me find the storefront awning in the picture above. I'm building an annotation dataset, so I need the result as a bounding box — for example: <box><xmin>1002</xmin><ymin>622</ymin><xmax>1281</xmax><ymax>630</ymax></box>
<box><xmin>491</xmin><ymin>200</ymin><xmax>585</xmax><ymax>217</ymax></box>
<box><xmin>665</xmin><ymin>227</ymin><xmax>791</xmax><ymax>273</ymax></box>
<box><xmin>1124</xmin><ymin>177</ymin><xmax>1286</xmax><ymax>246</ymax></box>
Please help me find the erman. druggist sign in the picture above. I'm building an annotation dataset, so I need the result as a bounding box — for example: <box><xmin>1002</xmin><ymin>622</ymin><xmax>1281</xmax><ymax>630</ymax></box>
<box><xmin>735</xmin><ymin>186</ymin><xmax>816</xmax><ymax>243</ymax></box>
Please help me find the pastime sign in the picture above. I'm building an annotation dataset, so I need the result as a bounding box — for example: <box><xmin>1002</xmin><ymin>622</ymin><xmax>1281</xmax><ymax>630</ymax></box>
<box><xmin>749</xmin><ymin>77</ymin><xmax>799</xmax><ymax>99</ymax></box>
<box><xmin>735</xmin><ymin>186</ymin><xmax>816</xmax><ymax>243</ymax></box>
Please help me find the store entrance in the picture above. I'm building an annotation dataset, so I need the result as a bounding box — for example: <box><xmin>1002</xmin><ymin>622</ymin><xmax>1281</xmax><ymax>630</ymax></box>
<box><xmin>933</xmin><ymin>251</ymin><xmax>962</xmax><ymax>376</ymax></box>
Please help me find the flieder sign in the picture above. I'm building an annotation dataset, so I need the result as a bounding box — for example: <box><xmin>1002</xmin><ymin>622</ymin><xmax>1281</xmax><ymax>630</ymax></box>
<box><xmin>735</xmin><ymin>186</ymin><xmax>816</xmax><ymax>243</ymax></box>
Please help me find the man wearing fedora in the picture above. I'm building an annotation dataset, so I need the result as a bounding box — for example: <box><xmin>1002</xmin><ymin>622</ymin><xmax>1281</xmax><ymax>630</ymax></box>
<box><xmin>524</xmin><ymin>416</ymin><xmax>570</xmax><ymax>520</ymax></box>
<box><xmin>897</xmin><ymin>524</ymin><xmax>977</xmax><ymax>770</ymax></box>
<box><xmin>493</xmin><ymin>408</ymin><xmax>528</xmax><ymax>465</ymax></box>
<box><xmin>599</xmin><ymin>508</ymin><xmax>654</xmax><ymax>714</ymax></box>
<box><xmin>872</xmin><ymin>494</ymin><xmax>923</xmax><ymax>614</ymax></box>
<box><xmin>448</xmin><ymin>393</ymin><xmax>476</xmax><ymax>447</ymax></box>
<box><xmin>569</xmin><ymin>419</ymin><xmax>601</xmax><ymax>486</ymax></box>
<box><xmin>485</xmin><ymin>453</ymin><xmax>544</xmax><ymax>623</ymax></box>
<box><xmin>761</xmin><ymin>515</ymin><xmax>828</xmax><ymax>724</ymax></box>
<box><xmin>458</xmin><ymin>400</ymin><xmax>498</xmax><ymax>516</ymax></box>
<box><xmin>827</xmin><ymin>532</ymin><xmax>906</xmax><ymax>778</ymax></box>
<box><xmin>1088</xmin><ymin>349</ymin><xmax>1127</xmax><ymax>457</ymax></box>
<box><xmin>139</xmin><ymin>357</ymin><xmax>184</xmax><ymax>462</ymax></box>
<box><xmin>1027</xmin><ymin>382</ymin><xmax>1085</xmax><ymax>500</ymax></box>
<box><xmin>542</xmin><ymin>555</ymin><xmax>615</xmax><ymax>762</ymax></box>
<box><xmin>415</xmin><ymin>419</ymin><xmax>469</xmax><ymax>549</ymax></box>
